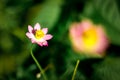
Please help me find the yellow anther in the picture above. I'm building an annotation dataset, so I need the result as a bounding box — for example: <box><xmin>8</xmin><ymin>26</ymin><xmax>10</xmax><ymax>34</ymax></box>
<box><xmin>82</xmin><ymin>27</ymin><xmax>98</xmax><ymax>49</ymax></box>
<box><xmin>35</xmin><ymin>30</ymin><xmax>44</xmax><ymax>39</ymax></box>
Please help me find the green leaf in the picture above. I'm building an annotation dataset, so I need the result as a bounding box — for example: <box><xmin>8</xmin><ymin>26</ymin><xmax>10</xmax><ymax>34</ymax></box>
<box><xmin>93</xmin><ymin>57</ymin><xmax>120</xmax><ymax>80</ymax></box>
<box><xmin>27</xmin><ymin>0</ymin><xmax>62</xmax><ymax>31</ymax></box>
<box><xmin>93</xmin><ymin>0</ymin><xmax>120</xmax><ymax>30</ymax></box>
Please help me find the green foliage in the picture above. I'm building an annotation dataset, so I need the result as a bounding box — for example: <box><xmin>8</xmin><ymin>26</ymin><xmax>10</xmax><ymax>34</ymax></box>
<box><xmin>92</xmin><ymin>57</ymin><xmax>120</xmax><ymax>80</ymax></box>
<box><xmin>26</xmin><ymin>0</ymin><xmax>62</xmax><ymax>31</ymax></box>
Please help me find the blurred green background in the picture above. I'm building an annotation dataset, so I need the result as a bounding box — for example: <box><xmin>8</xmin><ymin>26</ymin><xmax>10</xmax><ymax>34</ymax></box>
<box><xmin>0</xmin><ymin>0</ymin><xmax>120</xmax><ymax>80</ymax></box>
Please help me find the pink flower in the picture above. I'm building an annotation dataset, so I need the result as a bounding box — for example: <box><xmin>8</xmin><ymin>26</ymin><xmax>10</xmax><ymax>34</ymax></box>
<box><xmin>26</xmin><ymin>23</ymin><xmax>53</xmax><ymax>46</ymax></box>
<box><xmin>69</xmin><ymin>20</ymin><xmax>109</xmax><ymax>57</ymax></box>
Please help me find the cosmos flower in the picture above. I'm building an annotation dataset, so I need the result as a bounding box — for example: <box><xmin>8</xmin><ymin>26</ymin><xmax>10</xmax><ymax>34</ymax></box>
<box><xmin>69</xmin><ymin>20</ymin><xmax>109</xmax><ymax>57</ymax></box>
<box><xmin>26</xmin><ymin>23</ymin><xmax>53</xmax><ymax>46</ymax></box>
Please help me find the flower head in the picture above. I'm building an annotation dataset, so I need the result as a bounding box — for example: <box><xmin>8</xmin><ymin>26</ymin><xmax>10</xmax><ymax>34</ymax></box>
<box><xmin>69</xmin><ymin>20</ymin><xmax>109</xmax><ymax>57</ymax></box>
<box><xmin>26</xmin><ymin>23</ymin><xmax>53</xmax><ymax>46</ymax></box>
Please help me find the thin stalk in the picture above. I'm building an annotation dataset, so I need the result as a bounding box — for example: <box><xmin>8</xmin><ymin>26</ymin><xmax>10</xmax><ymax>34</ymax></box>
<box><xmin>30</xmin><ymin>47</ymin><xmax>47</xmax><ymax>80</ymax></box>
<box><xmin>71</xmin><ymin>60</ymin><xmax>80</xmax><ymax>80</ymax></box>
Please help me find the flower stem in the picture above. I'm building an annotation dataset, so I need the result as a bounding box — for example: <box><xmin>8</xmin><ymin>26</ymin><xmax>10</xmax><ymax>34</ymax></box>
<box><xmin>71</xmin><ymin>60</ymin><xmax>80</xmax><ymax>80</ymax></box>
<box><xmin>30</xmin><ymin>47</ymin><xmax>47</xmax><ymax>80</ymax></box>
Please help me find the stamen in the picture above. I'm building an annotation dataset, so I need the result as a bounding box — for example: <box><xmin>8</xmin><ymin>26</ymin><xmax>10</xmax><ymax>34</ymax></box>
<box><xmin>35</xmin><ymin>30</ymin><xmax>44</xmax><ymax>39</ymax></box>
<box><xmin>82</xmin><ymin>28</ymin><xmax>98</xmax><ymax>48</ymax></box>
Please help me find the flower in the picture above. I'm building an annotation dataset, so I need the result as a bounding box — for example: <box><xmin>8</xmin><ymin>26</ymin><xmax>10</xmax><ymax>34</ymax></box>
<box><xmin>69</xmin><ymin>20</ymin><xmax>109</xmax><ymax>57</ymax></box>
<box><xmin>26</xmin><ymin>23</ymin><xmax>53</xmax><ymax>46</ymax></box>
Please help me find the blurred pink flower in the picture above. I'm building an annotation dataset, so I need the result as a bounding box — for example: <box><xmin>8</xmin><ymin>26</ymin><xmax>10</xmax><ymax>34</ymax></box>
<box><xmin>26</xmin><ymin>23</ymin><xmax>53</xmax><ymax>46</ymax></box>
<box><xmin>69</xmin><ymin>20</ymin><xmax>109</xmax><ymax>57</ymax></box>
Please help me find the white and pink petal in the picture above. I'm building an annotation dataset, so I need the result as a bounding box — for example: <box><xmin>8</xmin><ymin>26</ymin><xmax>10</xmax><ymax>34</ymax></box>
<box><xmin>28</xmin><ymin>25</ymin><xmax>33</xmax><ymax>33</ymax></box>
<box><xmin>43</xmin><ymin>41</ymin><xmax>48</xmax><ymax>46</ymax></box>
<box><xmin>37</xmin><ymin>42</ymin><xmax>43</xmax><ymax>46</ymax></box>
<box><xmin>43</xmin><ymin>34</ymin><xmax>53</xmax><ymax>40</ymax></box>
<box><xmin>34</xmin><ymin>23</ymin><xmax>41</xmax><ymax>30</ymax></box>
<box><xmin>42</xmin><ymin>28</ymin><xmax>48</xmax><ymax>34</ymax></box>
<box><xmin>31</xmin><ymin>38</ymin><xmax>36</xmax><ymax>43</ymax></box>
<box><xmin>26</xmin><ymin>32</ymin><xmax>34</xmax><ymax>39</ymax></box>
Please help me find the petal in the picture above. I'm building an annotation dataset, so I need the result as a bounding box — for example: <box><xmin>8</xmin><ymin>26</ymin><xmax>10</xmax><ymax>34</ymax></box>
<box><xmin>70</xmin><ymin>23</ymin><xmax>83</xmax><ymax>37</ymax></box>
<box><xmin>31</xmin><ymin>39</ymin><xmax>36</xmax><ymax>43</ymax></box>
<box><xmin>43</xmin><ymin>41</ymin><xmax>48</xmax><ymax>46</ymax></box>
<box><xmin>34</xmin><ymin>23</ymin><xmax>41</xmax><ymax>30</ymax></box>
<box><xmin>42</xmin><ymin>28</ymin><xmax>48</xmax><ymax>34</ymax></box>
<box><xmin>37</xmin><ymin>42</ymin><xmax>43</xmax><ymax>46</ymax></box>
<box><xmin>44</xmin><ymin>34</ymin><xmax>53</xmax><ymax>40</ymax></box>
<box><xmin>26</xmin><ymin>32</ymin><xmax>34</xmax><ymax>39</ymax></box>
<box><xmin>28</xmin><ymin>25</ymin><xmax>33</xmax><ymax>33</ymax></box>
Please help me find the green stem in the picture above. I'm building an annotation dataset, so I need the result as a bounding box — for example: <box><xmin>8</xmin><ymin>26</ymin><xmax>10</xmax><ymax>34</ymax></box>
<box><xmin>30</xmin><ymin>47</ymin><xmax>47</xmax><ymax>80</ymax></box>
<box><xmin>71</xmin><ymin>60</ymin><xmax>80</xmax><ymax>80</ymax></box>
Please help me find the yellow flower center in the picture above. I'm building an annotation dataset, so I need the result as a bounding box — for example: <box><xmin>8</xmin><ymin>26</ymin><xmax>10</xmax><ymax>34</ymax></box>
<box><xmin>35</xmin><ymin>30</ymin><xmax>44</xmax><ymax>39</ymax></box>
<box><xmin>82</xmin><ymin>27</ymin><xmax>98</xmax><ymax>49</ymax></box>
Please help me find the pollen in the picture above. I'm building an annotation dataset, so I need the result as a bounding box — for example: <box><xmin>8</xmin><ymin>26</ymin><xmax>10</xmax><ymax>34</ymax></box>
<box><xmin>82</xmin><ymin>27</ymin><xmax>98</xmax><ymax>49</ymax></box>
<box><xmin>35</xmin><ymin>30</ymin><xmax>44</xmax><ymax>39</ymax></box>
